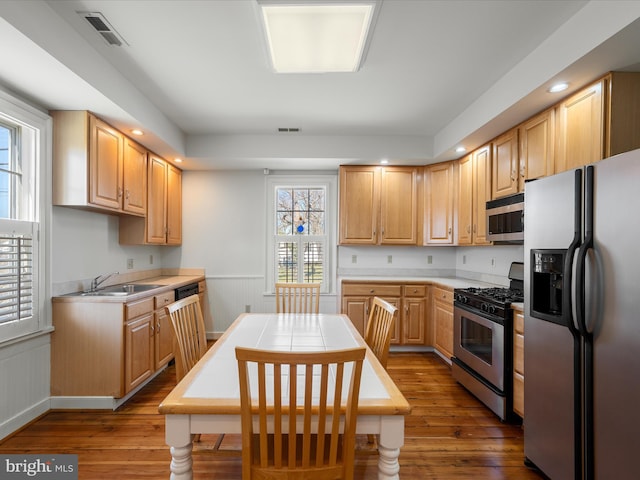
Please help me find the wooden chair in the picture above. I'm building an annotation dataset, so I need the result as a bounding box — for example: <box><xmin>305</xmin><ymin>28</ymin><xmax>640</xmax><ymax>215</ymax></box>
<box><xmin>275</xmin><ymin>282</ymin><xmax>320</xmax><ymax>314</ymax></box>
<box><xmin>364</xmin><ymin>297</ymin><xmax>398</xmax><ymax>370</ymax></box>
<box><xmin>235</xmin><ymin>346</ymin><xmax>366</xmax><ymax>480</ymax></box>
<box><xmin>165</xmin><ymin>294</ymin><xmax>208</xmax><ymax>443</ymax></box>
<box><xmin>165</xmin><ymin>294</ymin><xmax>208</xmax><ymax>382</ymax></box>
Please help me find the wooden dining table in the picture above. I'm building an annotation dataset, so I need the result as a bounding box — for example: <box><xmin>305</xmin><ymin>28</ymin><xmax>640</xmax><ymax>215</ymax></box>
<box><xmin>159</xmin><ymin>312</ymin><xmax>411</xmax><ymax>479</ymax></box>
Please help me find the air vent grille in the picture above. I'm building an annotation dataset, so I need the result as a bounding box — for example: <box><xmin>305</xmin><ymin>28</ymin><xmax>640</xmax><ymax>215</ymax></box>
<box><xmin>278</xmin><ymin>128</ymin><xmax>300</xmax><ymax>133</ymax></box>
<box><xmin>78</xmin><ymin>11</ymin><xmax>128</xmax><ymax>47</ymax></box>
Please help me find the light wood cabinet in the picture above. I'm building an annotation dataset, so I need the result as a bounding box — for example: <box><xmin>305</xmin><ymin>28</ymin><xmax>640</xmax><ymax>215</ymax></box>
<box><xmin>457</xmin><ymin>145</ymin><xmax>492</xmax><ymax>245</ymax></box>
<box><xmin>518</xmin><ymin>108</ymin><xmax>555</xmax><ymax>191</ymax></box>
<box><xmin>341</xmin><ymin>283</ymin><xmax>401</xmax><ymax>337</ymax></box>
<box><xmin>341</xmin><ymin>282</ymin><xmax>429</xmax><ymax>346</ymax></box>
<box><xmin>401</xmin><ymin>285</ymin><xmax>429</xmax><ymax>345</ymax></box>
<box><xmin>555</xmin><ymin>72</ymin><xmax>640</xmax><ymax>173</ymax></box>
<box><xmin>492</xmin><ymin>128</ymin><xmax>519</xmax><ymax>199</ymax></box>
<box><xmin>52</xmin><ymin>110</ymin><xmax>147</xmax><ymax>216</ymax></box>
<box><xmin>119</xmin><ymin>155</ymin><xmax>182</xmax><ymax>245</ymax></box>
<box><xmin>51</xmin><ymin>279</ymin><xmax>204</xmax><ymax>399</ymax></box>
<box><xmin>153</xmin><ymin>291</ymin><xmax>176</xmax><ymax>370</ymax></box>
<box><xmin>424</xmin><ymin>161</ymin><xmax>456</xmax><ymax>245</ymax></box>
<box><xmin>432</xmin><ymin>286</ymin><xmax>454</xmax><ymax>362</ymax></box>
<box><xmin>512</xmin><ymin>304</ymin><xmax>525</xmax><ymax>418</ymax></box>
<box><xmin>124</xmin><ymin>298</ymin><xmax>154</xmax><ymax>394</ymax></box>
<box><xmin>339</xmin><ymin>166</ymin><xmax>420</xmax><ymax>245</ymax></box>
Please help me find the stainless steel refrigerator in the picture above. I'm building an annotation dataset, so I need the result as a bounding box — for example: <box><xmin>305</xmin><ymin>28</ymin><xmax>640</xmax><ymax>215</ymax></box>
<box><xmin>524</xmin><ymin>148</ymin><xmax>640</xmax><ymax>480</ymax></box>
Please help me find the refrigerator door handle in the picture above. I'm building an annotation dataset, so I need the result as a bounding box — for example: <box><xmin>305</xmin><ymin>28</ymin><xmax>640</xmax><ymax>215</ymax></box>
<box><xmin>575</xmin><ymin>166</ymin><xmax>594</xmax><ymax>337</ymax></box>
<box><xmin>563</xmin><ymin>169</ymin><xmax>583</xmax><ymax>333</ymax></box>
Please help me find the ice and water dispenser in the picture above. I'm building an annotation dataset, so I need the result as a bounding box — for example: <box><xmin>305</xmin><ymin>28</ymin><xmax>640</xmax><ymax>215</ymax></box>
<box><xmin>531</xmin><ymin>250</ymin><xmax>566</xmax><ymax>323</ymax></box>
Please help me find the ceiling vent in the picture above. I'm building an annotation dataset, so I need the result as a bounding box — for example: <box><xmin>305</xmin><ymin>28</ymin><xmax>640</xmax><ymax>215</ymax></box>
<box><xmin>278</xmin><ymin>127</ymin><xmax>300</xmax><ymax>133</ymax></box>
<box><xmin>78</xmin><ymin>11</ymin><xmax>128</xmax><ymax>47</ymax></box>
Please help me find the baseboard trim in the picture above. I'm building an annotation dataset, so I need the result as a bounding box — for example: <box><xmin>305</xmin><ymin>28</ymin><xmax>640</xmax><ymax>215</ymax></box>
<box><xmin>0</xmin><ymin>397</ymin><xmax>50</xmax><ymax>441</ymax></box>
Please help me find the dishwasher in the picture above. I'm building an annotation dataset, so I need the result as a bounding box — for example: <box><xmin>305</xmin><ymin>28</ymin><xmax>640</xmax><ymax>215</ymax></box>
<box><xmin>174</xmin><ymin>282</ymin><xmax>199</xmax><ymax>301</ymax></box>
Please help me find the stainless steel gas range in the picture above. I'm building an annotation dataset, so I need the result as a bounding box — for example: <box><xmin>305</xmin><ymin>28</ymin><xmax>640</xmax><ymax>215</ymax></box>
<box><xmin>451</xmin><ymin>262</ymin><xmax>524</xmax><ymax>422</ymax></box>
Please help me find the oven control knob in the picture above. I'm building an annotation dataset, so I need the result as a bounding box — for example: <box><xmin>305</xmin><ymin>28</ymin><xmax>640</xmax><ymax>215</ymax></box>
<box><xmin>481</xmin><ymin>303</ymin><xmax>488</xmax><ymax>312</ymax></box>
<box><xmin>488</xmin><ymin>305</ymin><xmax>496</xmax><ymax>314</ymax></box>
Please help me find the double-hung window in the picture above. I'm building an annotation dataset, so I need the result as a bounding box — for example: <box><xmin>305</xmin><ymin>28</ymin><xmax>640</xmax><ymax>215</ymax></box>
<box><xmin>266</xmin><ymin>175</ymin><xmax>336</xmax><ymax>293</ymax></box>
<box><xmin>0</xmin><ymin>89</ymin><xmax>47</xmax><ymax>343</ymax></box>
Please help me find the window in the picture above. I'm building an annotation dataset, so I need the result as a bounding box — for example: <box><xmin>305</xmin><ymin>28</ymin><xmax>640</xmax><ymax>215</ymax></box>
<box><xmin>0</xmin><ymin>89</ymin><xmax>47</xmax><ymax>343</ymax></box>
<box><xmin>266</xmin><ymin>175</ymin><xmax>336</xmax><ymax>293</ymax></box>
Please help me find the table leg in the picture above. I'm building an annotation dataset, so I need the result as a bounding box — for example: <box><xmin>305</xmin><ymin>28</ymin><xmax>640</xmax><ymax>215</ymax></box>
<box><xmin>377</xmin><ymin>416</ymin><xmax>405</xmax><ymax>480</ymax></box>
<box><xmin>166</xmin><ymin>415</ymin><xmax>194</xmax><ymax>480</ymax></box>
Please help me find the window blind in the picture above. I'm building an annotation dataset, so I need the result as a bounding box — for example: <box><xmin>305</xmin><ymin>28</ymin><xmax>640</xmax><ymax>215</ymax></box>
<box><xmin>0</xmin><ymin>234</ymin><xmax>33</xmax><ymax>325</ymax></box>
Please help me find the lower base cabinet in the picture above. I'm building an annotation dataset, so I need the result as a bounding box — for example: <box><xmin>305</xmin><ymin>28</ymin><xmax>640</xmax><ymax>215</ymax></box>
<box><xmin>512</xmin><ymin>304</ymin><xmax>525</xmax><ymax>418</ymax></box>
<box><xmin>341</xmin><ymin>282</ymin><xmax>429</xmax><ymax>346</ymax></box>
<box><xmin>432</xmin><ymin>286</ymin><xmax>454</xmax><ymax>361</ymax></box>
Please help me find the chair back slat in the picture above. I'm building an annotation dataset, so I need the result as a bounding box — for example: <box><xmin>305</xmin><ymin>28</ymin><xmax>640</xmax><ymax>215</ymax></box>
<box><xmin>364</xmin><ymin>296</ymin><xmax>398</xmax><ymax>369</ymax></box>
<box><xmin>165</xmin><ymin>294</ymin><xmax>207</xmax><ymax>381</ymax></box>
<box><xmin>275</xmin><ymin>283</ymin><xmax>320</xmax><ymax>314</ymax></box>
<box><xmin>236</xmin><ymin>347</ymin><xmax>366</xmax><ymax>480</ymax></box>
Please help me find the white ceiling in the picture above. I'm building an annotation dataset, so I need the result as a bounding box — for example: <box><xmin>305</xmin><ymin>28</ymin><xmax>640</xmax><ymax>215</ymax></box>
<box><xmin>1</xmin><ymin>0</ymin><xmax>640</xmax><ymax>170</ymax></box>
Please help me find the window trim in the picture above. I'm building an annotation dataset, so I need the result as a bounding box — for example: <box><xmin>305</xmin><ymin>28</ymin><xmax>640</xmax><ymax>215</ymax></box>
<box><xmin>0</xmin><ymin>86</ymin><xmax>50</xmax><ymax>345</ymax></box>
<box><xmin>265</xmin><ymin>173</ymin><xmax>337</xmax><ymax>295</ymax></box>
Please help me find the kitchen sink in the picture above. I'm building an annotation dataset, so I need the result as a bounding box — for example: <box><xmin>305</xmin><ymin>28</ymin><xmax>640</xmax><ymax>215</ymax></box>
<box><xmin>70</xmin><ymin>284</ymin><xmax>165</xmax><ymax>297</ymax></box>
<box><xmin>99</xmin><ymin>284</ymin><xmax>164</xmax><ymax>293</ymax></box>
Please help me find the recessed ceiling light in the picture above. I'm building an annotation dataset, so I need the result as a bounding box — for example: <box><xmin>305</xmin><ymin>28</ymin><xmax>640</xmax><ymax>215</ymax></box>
<box><xmin>380</xmin><ymin>159</ymin><xmax>389</xmax><ymax>165</ymax></box>
<box><xmin>131</xmin><ymin>129</ymin><xmax>143</xmax><ymax>136</ymax></box>
<box><xmin>175</xmin><ymin>158</ymin><xmax>183</xmax><ymax>163</ymax></box>
<box><xmin>455</xmin><ymin>146</ymin><xmax>466</xmax><ymax>154</ymax></box>
<box><xmin>257</xmin><ymin>1</ymin><xmax>378</xmax><ymax>73</ymax></box>
<box><xmin>548</xmin><ymin>82</ymin><xmax>569</xmax><ymax>93</ymax></box>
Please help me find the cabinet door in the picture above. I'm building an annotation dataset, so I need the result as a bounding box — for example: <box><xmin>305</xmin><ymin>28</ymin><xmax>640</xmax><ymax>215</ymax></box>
<box><xmin>473</xmin><ymin>145</ymin><xmax>492</xmax><ymax>245</ymax></box>
<box><xmin>402</xmin><ymin>296</ymin><xmax>426</xmax><ymax>345</ymax></box>
<box><xmin>342</xmin><ymin>296</ymin><xmax>368</xmax><ymax>337</ymax></box>
<box><xmin>425</xmin><ymin>162</ymin><xmax>455</xmax><ymax>245</ymax></box>
<box><xmin>146</xmin><ymin>155</ymin><xmax>168</xmax><ymax>244</ymax></box>
<box><xmin>154</xmin><ymin>309</ymin><xmax>174</xmax><ymax>370</ymax></box>
<box><xmin>166</xmin><ymin>164</ymin><xmax>182</xmax><ymax>245</ymax></box>
<box><xmin>513</xmin><ymin>307</ymin><xmax>525</xmax><ymax>417</ymax></box>
<box><xmin>125</xmin><ymin>314</ymin><xmax>154</xmax><ymax>393</ymax></box>
<box><xmin>555</xmin><ymin>79</ymin><xmax>604</xmax><ymax>173</ymax></box>
<box><xmin>339</xmin><ymin>166</ymin><xmax>379</xmax><ymax>244</ymax></box>
<box><xmin>433</xmin><ymin>299</ymin><xmax>453</xmax><ymax>360</ymax></box>
<box><xmin>122</xmin><ymin>137</ymin><xmax>148</xmax><ymax>216</ymax></box>
<box><xmin>492</xmin><ymin>128</ymin><xmax>519</xmax><ymax>199</ymax></box>
<box><xmin>457</xmin><ymin>155</ymin><xmax>473</xmax><ymax>245</ymax></box>
<box><xmin>380</xmin><ymin>167</ymin><xmax>418</xmax><ymax>244</ymax></box>
<box><xmin>519</xmin><ymin>108</ymin><xmax>555</xmax><ymax>191</ymax></box>
<box><xmin>89</xmin><ymin>115</ymin><xmax>123</xmax><ymax>210</ymax></box>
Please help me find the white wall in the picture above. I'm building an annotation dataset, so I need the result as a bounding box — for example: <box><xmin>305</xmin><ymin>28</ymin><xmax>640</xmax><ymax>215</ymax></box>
<box><xmin>51</xmin><ymin>207</ymin><xmax>168</xmax><ymax>294</ymax></box>
<box><xmin>163</xmin><ymin>170</ymin><xmax>269</xmax><ymax>333</ymax></box>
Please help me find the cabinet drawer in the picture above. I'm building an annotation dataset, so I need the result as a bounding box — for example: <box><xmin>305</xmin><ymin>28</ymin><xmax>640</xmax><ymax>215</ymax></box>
<box><xmin>125</xmin><ymin>297</ymin><xmax>154</xmax><ymax>320</ymax></box>
<box><xmin>403</xmin><ymin>284</ymin><xmax>427</xmax><ymax>297</ymax></box>
<box><xmin>341</xmin><ymin>283</ymin><xmax>402</xmax><ymax>297</ymax></box>
<box><xmin>155</xmin><ymin>291</ymin><xmax>175</xmax><ymax>310</ymax></box>
<box><xmin>514</xmin><ymin>309</ymin><xmax>524</xmax><ymax>334</ymax></box>
<box><xmin>198</xmin><ymin>280</ymin><xmax>207</xmax><ymax>293</ymax></box>
<box><xmin>432</xmin><ymin>286</ymin><xmax>453</xmax><ymax>304</ymax></box>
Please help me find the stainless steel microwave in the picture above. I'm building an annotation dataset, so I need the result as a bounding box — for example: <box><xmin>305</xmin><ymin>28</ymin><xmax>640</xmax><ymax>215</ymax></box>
<box><xmin>486</xmin><ymin>193</ymin><xmax>524</xmax><ymax>243</ymax></box>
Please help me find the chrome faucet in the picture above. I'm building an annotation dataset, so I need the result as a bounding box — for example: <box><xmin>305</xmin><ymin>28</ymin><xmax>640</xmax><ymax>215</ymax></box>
<box><xmin>90</xmin><ymin>271</ymin><xmax>119</xmax><ymax>291</ymax></box>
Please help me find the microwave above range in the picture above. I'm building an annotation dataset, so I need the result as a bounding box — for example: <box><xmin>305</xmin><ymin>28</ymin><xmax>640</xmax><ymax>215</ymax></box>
<box><xmin>486</xmin><ymin>192</ymin><xmax>524</xmax><ymax>243</ymax></box>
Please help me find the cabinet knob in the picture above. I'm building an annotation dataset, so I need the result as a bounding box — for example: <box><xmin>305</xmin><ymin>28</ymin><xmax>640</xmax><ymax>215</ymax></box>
<box><xmin>511</xmin><ymin>170</ymin><xmax>517</xmax><ymax>181</ymax></box>
<box><xmin>370</xmin><ymin>289</ymin><xmax>374</xmax><ymax>293</ymax></box>
<box><xmin>448</xmin><ymin>227</ymin><xmax>452</xmax><ymax>235</ymax></box>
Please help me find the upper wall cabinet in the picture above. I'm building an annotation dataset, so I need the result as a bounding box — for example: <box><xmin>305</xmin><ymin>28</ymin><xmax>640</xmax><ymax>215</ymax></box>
<box><xmin>457</xmin><ymin>145</ymin><xmax>492</xmax><ymax>246</ymax></box>
<box><xmin>424</xmin><ymin>161</ymin><xmax>456</xmax><ymax>245</ymax></box>
<box><xmin>555</xmin><ymin>72</ymin><xmax>640</xmax><ymax>173</ymax></box>
<box><xmin>339</xmin><ymin>166</ymin><xmax>421</xmax><ymax>245</ymax></box>
<box><xmin>52</xmin><ymin>111</ymin><xmax>147</xmax><ymax>216</ymax></box>
<box><xmin>491</xmin><ymin>128</ymin><xmax>519</xmax><ymax>199</ymax></box>
<box><xmin>518</xmin><ymin>108</ymin><xmax>555</xmax><ymax>191</ymax></box>
<box><xmin>119</xmin><ymin>154</ymin><xmax>182</xmax><ymax>245</ymax></box>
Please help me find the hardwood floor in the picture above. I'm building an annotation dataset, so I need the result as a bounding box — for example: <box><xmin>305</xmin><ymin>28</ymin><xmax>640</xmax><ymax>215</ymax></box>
<box><xmin>0</xmin><ymin>352</ymin><xmax>543</xmax><ymax>479</ymax></box>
